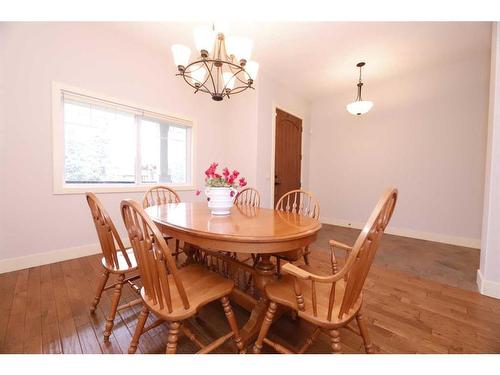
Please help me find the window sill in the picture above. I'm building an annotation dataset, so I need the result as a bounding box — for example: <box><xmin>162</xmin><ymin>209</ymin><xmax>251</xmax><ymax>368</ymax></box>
<box><xmin>53</xmin><ymin>184</ymin><xmax>196</xmax><ymax>195</ymax></box>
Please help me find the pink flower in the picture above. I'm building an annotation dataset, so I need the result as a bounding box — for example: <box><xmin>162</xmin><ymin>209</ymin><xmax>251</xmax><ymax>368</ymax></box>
<box><xmin>232</xmin><ymin>170</ymin><xmax>240</xmax><ymax>178</ymax></box>
<box><xmin>214</xmin><ymin>173</ymin><xmax>222</xmax><ymax>179</ymax></box>
<box><xmin>205</xmin><ymin>162</ymin><xmax>219</xmax><ymax>178</ymax></box>
<box><xmin>222</xmin><ymin>167</ymin><xmax>230</xmax><ymax>178</ymax></box>
<box><xmin>195</xmin><ymin>190</ymin><xmax>201</xmax><ymax>196</ymax></box>
<box><xmin>239</xmin><ymin>177</ymin><xmax>247</xmax><ymax>187</ymax></box>
<box><xmin>230</xmin><ymin>190</ymin><xmax>236</xmax><ymax>197</ymax></box>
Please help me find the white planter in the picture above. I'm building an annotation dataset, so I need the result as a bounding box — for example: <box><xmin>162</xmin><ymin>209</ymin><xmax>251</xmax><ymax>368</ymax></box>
<box><xmin>205</xmin><ymin>187</ymin><xmax>237</xmax><ymax>215</ymax></box>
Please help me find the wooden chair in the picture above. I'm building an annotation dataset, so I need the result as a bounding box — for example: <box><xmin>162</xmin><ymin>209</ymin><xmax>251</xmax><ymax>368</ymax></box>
<box><xmin>274</xmin><ymin>189</ymin><xmax>320</xmax><ymax>272</ymax></box>
<box><xmin>235</xmin><ymin>187</ymin><xmax>261</xmax><ymax>208</ymax></box>
<box><xmin>121</xmin><ymin>199</ymin><xmax>244</xmax><ymax>354</ymax></box>
<box><xmin>233</xmin><ymin>187</ymin><xmax>261</xmax><ymax>278</ymax></box>
<box><xmin>86</xmin><ymin>193</ymin><xmax>141</xmax><ymax>342</ymax></box>
<box><xmin>253</xmin><ymin>188</ymin><xmax>398</xmax><ymax>354</ymax></box>
<box><xmin>143</xmin><ymin>185</ymin><xmax>183</xmax><ymax>261</ymax></box>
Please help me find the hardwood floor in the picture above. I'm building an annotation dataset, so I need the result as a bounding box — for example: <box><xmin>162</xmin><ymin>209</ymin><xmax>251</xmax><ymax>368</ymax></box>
<box><xmin>0</xmin><ymin>229</ymin><xmax>498</xmax><ymax>354</ymax></box>
<box><xmin>312</xmin><ymin>224</ymin><xmax>480</xmax><ymax>291</ymax></box>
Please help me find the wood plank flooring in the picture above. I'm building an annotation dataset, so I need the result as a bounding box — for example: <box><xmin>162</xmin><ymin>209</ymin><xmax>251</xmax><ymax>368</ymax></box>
<box><xmin>312</xmin><ymin>224</ymin><xmax>480</xmax><ymax>291</ymax></box>
<box><xmin>0</xmin><ymin>230</ymin><xmax>498</xmax><ymax>354</ymax></box>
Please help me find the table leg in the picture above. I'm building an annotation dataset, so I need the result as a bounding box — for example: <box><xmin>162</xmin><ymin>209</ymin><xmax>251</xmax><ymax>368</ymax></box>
<box><xmin>236</xmin><ymin>254</ymin><xmax>279</xmax><ymax>350</ymax></box>
<box><xmin>181</xmin><ymin>243</ymin><xmax>198</xmax><ymax>265</ymax></box>
<box><xmin>253</xmin><ymin>254</ymin><xmax>276</xmax><ymax>293</ymax></box>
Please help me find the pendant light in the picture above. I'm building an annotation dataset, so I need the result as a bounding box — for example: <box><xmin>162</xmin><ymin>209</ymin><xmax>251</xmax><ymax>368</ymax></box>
<box><xmin>346</xmin><ymin>62</ymin><xmax>374</xmax><ymax>116</ymax></box>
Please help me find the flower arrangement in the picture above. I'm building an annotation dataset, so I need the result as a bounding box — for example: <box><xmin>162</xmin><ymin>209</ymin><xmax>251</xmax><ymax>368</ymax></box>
<box><xmin>196</xmin><ymin>162</ymin><xmax>247</xmax><ymax>197</ymax></box>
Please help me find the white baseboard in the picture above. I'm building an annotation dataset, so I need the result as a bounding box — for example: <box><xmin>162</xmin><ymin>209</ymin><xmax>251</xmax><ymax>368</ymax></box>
<box><xmin>321</xmin><ymin>216</ymin><xmax>481</xmax><ymax>249</ymax></box>
<box><xmin>0</xmin><ymin>243</ymin><xmax>102</xmax><ymax>274</ymax></box>
<box><xmin>0</xmin><ymin>218</ymin><xmax>480</xmax><ymax>274</ymax></box>
<box><xmin>477</xmin><ymin>269</ymin><xmax>500</xmax><ymax>299</ymax></box>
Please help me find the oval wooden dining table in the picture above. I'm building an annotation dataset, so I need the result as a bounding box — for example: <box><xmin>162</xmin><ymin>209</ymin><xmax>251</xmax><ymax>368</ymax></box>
<box><xmin>145</xmin><ymin>201</ymin><xmax>322</xmax><ymax>349</ymax></box>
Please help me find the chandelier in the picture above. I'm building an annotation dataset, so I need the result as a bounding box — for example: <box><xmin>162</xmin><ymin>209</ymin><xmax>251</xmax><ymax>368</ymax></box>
<box><xmin>171</xmin><ymin>26</ymin><xmax>259</xmax><ymax>101</ymax></box>
<box><xmin>346</xmin><ymin>62</ymin><xmax>374</xmax><ymax>116</ymax></box>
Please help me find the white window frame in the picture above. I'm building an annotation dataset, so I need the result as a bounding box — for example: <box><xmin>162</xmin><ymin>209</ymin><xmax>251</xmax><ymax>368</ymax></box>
<box><xmin>52</xmin><ymin>81</ymin><xmax>197</xmax><ymax>194</ymax></box>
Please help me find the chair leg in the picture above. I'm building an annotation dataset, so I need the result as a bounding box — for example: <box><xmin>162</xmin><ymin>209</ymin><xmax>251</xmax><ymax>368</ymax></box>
<box><xmin>252</xmin><ymin>301</ymin><xmax>278</xmax><ymax>354</ymax></box>
<box><xmin>104</xmin><ymin>273</ymin><xmax>124</xmax><ymax>342</ymax></box>
<box><xmin>276</xmin><ymin>257</ymin><xmax>281</xmax><ymax>276</ymax></box>
<box><xmin>303</xmin><ymin>246</ymin><xmax>310</xmax><ymax>265</ymax></box>
<box><xmin>175</xmin><ymin>239</ymin><xmax>180</xmax><ymax>261</ymax></box>
<box><xmin>220</xmin><ymin>296</ymin><xmax>243</xmax><ymax>352</ymax></box>
<box><xmin>128</xmin><ymin>305</ymin><xmax>149</xmax><ymax>354</ymax></box>
<box><xmin>166</xmin><ymin>322</ymin><xmax>181</xmax><ymax>354</ymax></box>
<box><xmin>329</xmin><ymin>329</ymin><xmax>342</xmax><ymax>354</ymax></box>
<box><xmin>90</xmin><ymin>269</ymin><xmax>109</xmax><ymax>314</ymax></box>
<box><xmin>356</xmin><ymin>310</ymin><xmax>374</xmax><ymax>353</ymax></box>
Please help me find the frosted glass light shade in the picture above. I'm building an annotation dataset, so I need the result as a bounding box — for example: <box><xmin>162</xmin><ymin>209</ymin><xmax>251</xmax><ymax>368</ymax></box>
<box><xmin>213</xmin><ymin>21</ymin><xmax>230</xmax><ymax>35</ymax></box>
<box><xmin>171</xmin><ymin>44</ymin><xmax>191</xmax><ymax>67</ymax></box>
<box><xmin>194</xmin><ymin>27</ymin><xmax>215</xmax><ymax>54</ymax></box>
<box><xmin>245</xmin><ymin>60</ymin><xmax>259</xmax><ymax>80</ymax></box>
<box><xmin>190</xmin><ymin>66</ymin><xmax>207</xmax><ymax>85</ymax></box>
<box><xmin>225</xmin><ymin>36</ymin><xmax>253</xmax><ymax>62</ymax></box>
<box><xmin>346</xmin><ymin>100</ymin><xmax>374</xmax><ymax>116</ymax></box>
<box><xmin>223</xmin><ymin>72</ymin><xmax>236</xmax><ymax>90</ymax></box>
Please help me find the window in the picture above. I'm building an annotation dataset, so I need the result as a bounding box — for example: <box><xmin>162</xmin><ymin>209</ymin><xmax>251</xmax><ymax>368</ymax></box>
<box><xmin>53</xmin><ymin>83</ymin><xmax>194</xmax><ymax>194</ymax></box>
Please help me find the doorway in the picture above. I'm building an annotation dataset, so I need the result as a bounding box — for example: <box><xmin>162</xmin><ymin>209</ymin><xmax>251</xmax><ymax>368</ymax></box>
<box><xmin>273</xmin><ymin>108</ymin><xmax>303</xmax><ymax>206</ymax></box>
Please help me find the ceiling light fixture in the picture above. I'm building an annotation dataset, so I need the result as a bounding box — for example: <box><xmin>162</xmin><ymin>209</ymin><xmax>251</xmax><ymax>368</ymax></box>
<box><xmin>346</xmin><ymin>62</ymin><xmax>374</xmax><ymax>116</ymax></box>
<box><xmin>171</xmin><ymin>25</ymin><xmax>259</xmax><ymax>101</ymax></box>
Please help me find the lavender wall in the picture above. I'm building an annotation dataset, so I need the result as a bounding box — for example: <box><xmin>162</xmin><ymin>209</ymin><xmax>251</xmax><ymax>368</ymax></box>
<box><xmin>0</xmin><ymin>23</ymin><xmax>229</xmax><ymax>262</ymax></box>
<box><xmin>308</xmin><ymin>47</ymin><xmax>491</xmax><ymax>246</ymax></box>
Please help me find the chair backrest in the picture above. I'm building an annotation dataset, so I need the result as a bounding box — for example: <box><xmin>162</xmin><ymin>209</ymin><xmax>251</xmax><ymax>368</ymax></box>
<box><xmin>86</xmin><ymin>192</ymin><xmax>132</xmax><ymax>269</ymax></box>
<box><xmin>121</xmin><ymin>199</ymin><xmax>189</xmax><ymax>312</ymax></box>
<box><xmin>337</xmin><ymin>188</ymin><xmax>397</xmax><ymax>317</ymax></box>
<box><xmin>275</xmin><ymin>189</ymin><xmax>320</xmax><ymax>219</ymax></box>
<box><xmin>235</xmin><ymin>187</ymin><xmax>261</xmax><ymax>207</ymax></box>
<box><xmin>143</xmin><ymin>185</ymin><xmax>181</xmax><ymax>208</ymax></box>
<box><xmin>284</xmin><ymin>188</ymin><xmax>397</xmax><ymax>322</ymax></box>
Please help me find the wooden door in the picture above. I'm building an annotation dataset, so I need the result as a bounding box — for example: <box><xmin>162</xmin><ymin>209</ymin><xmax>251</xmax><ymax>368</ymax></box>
<box><xmin>274</xmin><ymin>108</ymin><xmax>302</xmax><ymax>205</ymax></box>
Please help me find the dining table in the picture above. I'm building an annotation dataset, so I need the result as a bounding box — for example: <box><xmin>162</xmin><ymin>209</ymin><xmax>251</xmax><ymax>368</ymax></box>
<box><xmin>145</xmin><ymin>201</ymin><xmax>322</xmax><ymax>349</ymax></box>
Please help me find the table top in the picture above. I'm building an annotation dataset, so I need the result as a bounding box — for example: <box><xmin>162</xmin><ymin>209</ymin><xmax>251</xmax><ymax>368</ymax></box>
<box><xmin>145</xmin><ymin>202</ymin><xmax>321</xmax><ymax>253</ymax></box>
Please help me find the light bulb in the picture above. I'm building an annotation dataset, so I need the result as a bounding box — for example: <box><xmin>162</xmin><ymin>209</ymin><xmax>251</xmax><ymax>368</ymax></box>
<box><xmin>245</xmin><ymin>60</ymin><xmax>259</xmax><ymax>81</ymax></box>
<box><xmin>346</xmin><ymin>100</ymin><xmax>374</xmax><ymax>116</ymax></box>
<box><xmin>171</xmin><ymin>44</ymin><xmax>191</xmax><ymax>69</ymax></box>
<box><xmin>225</xmin><ymin>36</ymin><xmax>253</xmax><ymax>63</ymax></box>
<box><xmin>190</xmin><ymin>66</ymin><xmax>207</xmax><ymax>86</ymax></box>
<box><xmin>193</xmin><ymin>26</ymin><xmax>215</xmax><ymax>55</ymax></box>
<box><xmin>223</xmin><ymin>72</ymin><xmax>236</xmax><ymax>90</ymax></box>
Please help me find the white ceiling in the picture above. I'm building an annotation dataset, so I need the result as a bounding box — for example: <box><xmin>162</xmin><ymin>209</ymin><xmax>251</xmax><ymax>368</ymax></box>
<box><xmin>112</xmin><ymin>22</ymin><xmax>491</xmax><ymax>101</ymax></box>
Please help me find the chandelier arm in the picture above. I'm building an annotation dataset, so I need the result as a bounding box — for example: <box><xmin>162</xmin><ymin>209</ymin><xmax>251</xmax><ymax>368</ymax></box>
<box><xmin>226</xmin><ymin>84</ymin><xmax>252</xmax><ymax>95</ymax></box>
<box><xmin>235</xmin><ymin>75</ymin><xmax>250</xmax><ymax>86</ymax></box>
<box><xmin>180</xmin><ymin>72</ymin><xmax>212</xmax><ymax>95</ymax></box>
<box><xmin>202</xmin><ymin>59</ymin><xmax>218</xmax><ymax>95</ymax></box>
<box><xmin>226</xmin><ymin>62</ymin><xmax>251</xmax><ymax>84</ymax></box>
<box><xmin>185</xmin><ymin>59</ymin><xmax>244</xmax><ymax>71</ymax></box>
<box><xmin>221</xmin><ymin>70</ymin><xmax>241</xmax><ymax>93</ymax></box>
<box><xmin>184</xmin><ymin>63</ymin><xmax>212</xmax><ymax>90</ymax></box>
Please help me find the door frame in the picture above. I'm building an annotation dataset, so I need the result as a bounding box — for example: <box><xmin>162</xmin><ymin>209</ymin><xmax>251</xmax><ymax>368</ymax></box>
<box><xmin>270</xmin><ymin>103</ymin><xmax>305</xmax><ymax>208</ymax></box>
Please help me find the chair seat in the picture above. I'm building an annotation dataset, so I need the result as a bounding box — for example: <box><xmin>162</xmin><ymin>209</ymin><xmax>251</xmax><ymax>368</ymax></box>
<box><xmin>264</xmin><ymin>274</ymin><xmax>362</xmax><ymax>328</ymax></box>
<box><xmin>101</xmin><ymin>248</ymin><xmax>137</xmax><ymax>273</ymax></box>
<box><xmin>141</xmin><ymin>264</ymin><xmax>235</xmax><ymax>321</ymax></box>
